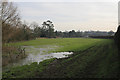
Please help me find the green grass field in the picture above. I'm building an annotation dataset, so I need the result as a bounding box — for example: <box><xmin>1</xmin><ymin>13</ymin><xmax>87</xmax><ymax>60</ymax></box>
<box><xmin>8</xmin><ymin>38</ymin><xmax>107</xmax><ymax>52</ymax></box>
<box><xmin>3</xmin><ymin>38</ymin><xmax>119</xmax><ymax>78</ymax></box>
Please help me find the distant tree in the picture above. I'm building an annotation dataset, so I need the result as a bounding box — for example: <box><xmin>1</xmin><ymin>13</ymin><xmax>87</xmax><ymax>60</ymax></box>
<box><xmin>40</xmin><ymin>22</ymin><xmax>47</xmax><ymax>37</ymax></box>
<box><xmin>55</xmin><ymin>30</ymin><xmax>58</xmax><ymax>37</ymax></box>
<box><xmin>63</xmin><ymin>31</ymin><xmax>69</xmax><ymax>37</ymax></box>
<box><xmin>30</xmin><ymin>22</ymin><xmax>39</xmax><ymax>29</ymax></box>
<box><xmin>108</xmin><ymin>30</ymin><xmax>114</xmax><ymax>36</ymax></box>
<box><xmin>34</xmin><ymin>27</ymin><xmax>41</xmax><ymax>37</ymax></box>
<box><xmin>76</xmin><ymin>30</ymin><xmax>82</xmax><ymax>37</ymax></box>
<box><xmin>42</xmin><ymin>20</ymin><xmax>54</xmax><ymax>38</ymax></box>
<box><xmin>30</xmin><ymin>22</ymin><xmax>41</xmax><ymax>37</ymax></box>
<box><xmin>22</xmin><ymin>22</ymin><xmax>30</xmax><ymax>40</ymax></box>
<box><xmin>69</xmin><ymin>30</ymin><xmax>76</xmax><ymax>37</ymax></box>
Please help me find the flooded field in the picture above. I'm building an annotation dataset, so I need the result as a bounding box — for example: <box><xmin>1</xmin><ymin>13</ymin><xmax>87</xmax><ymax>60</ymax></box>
<box><xmin>3</xmin><ymin>45</ymin><xmax>73</xmax><ymax>71</ymax></box>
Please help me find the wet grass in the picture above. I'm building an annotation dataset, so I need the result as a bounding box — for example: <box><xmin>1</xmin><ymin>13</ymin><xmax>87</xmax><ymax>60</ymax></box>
<box><xmin>8</xmin><ymin>38</ymin><xmax>107</xmax><ymax>52</ymax></box>
<box><xmin>2</xmin><ymin>58</ymin><xmax>56</xmax><ymax>78</ymax></box>
<box><xmin>2</xmin><ymin>39</ymin><xmax>119</xmax><ymax>78</ymax></box>
<box><xmin>39</xmin><ymin>39</ymin><xmax>119</xmax><ymax>78</ymax></box>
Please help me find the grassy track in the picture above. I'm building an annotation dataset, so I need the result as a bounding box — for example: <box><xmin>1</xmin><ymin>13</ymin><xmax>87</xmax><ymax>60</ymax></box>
<box><xmin>40</xmin><ymin>39</ymin><xmax>119</xmax><ymax>78</ymax></box>
<box><xmin>2</xmin><ymin>39</ymin><xmax>119</xmax><ymax>78</ymax></box>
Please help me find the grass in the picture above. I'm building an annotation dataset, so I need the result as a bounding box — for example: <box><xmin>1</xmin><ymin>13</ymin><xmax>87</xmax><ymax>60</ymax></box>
<box><xmin>2</xmin><ymin>39</ymin><xmax>119</xmax><ymax>78</ymax></box>
<box><xmin>2</xmin><ymin>58</ymin><xmax>56</xmax><ymax>78</ymax></box>
<box><xmin>8</xmin><ymin>38</ymin><xmax>107</xmax><ymax>52</ymax></box>
<box><xmin>39</xmin><ymin>39</ymin><xmax>119</xmax><ymax>78</ymax></box>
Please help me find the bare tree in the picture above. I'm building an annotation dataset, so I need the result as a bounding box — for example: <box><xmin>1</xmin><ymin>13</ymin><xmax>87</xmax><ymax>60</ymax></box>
<box><xmin>30</xmin><ymin>22</ymin><xmax>39</xmax><ymax>29</ymax></box>
<box><xmin>1</xmin><ymin>0</ymin><xmax>21</xmax><ymax>27</ymax></box>
<box><xmin>1</xmin><ymin>0</ymin><xmax>21</xmax><ymax>43</ymax></box>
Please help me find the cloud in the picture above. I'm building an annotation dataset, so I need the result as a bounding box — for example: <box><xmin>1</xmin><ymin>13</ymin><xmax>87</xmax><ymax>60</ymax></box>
<box><xmin>16</xmin><ymin>2</ymin><xmax>118</xmax><ymax>31</ymax></box>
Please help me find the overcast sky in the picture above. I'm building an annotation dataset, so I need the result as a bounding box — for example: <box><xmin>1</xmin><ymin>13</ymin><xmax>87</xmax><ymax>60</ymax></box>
<box><xmin>14</xmin><ymin>1</ymin><xmax>118</xmax><ymax>32</ymax></box>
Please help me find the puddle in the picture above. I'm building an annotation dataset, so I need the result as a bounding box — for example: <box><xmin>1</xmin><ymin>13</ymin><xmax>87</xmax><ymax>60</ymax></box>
<box><xmin>20</xmin><ymin>51</ymin><xmax>73</xmax><ymax>64</ymax></box>
<box><xmin>3</xmin><ymin>45</ymin><xmax>73</xmax><ymax>71</ymax></box>
<box><xmin>50</xmin><ymin>52</ymin><xmax>73</xmax><ymax>58</ymax></box>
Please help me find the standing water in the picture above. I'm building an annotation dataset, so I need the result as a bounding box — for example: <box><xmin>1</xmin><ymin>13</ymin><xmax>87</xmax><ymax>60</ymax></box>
<box><xmin>3</xmin><ymin>45</ymin><xmax>73</xmax><ymax>70</ymax></box>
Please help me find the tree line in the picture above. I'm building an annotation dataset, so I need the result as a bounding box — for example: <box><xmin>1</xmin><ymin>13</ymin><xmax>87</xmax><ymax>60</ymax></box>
<box><xmin>1</xmin><ymin>1</ymin><xmax>115</xmax><ymax>43</ymax></box>
<box><xmin>1</xmin><ymin>1</ymin><xmax>53</xmax><ymax>43</ymax></box>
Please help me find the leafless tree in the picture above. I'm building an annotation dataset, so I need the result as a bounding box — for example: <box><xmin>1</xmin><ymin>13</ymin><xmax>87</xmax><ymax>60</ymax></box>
<box><xmin>1</xmin><ymin>0</ymin><xmax>21</xmax><ymax>43</ymax></box>
<box><xmin>1</xmin><ymin>0</ymin><xmax>21</xmax><ymax>27</ymax></box>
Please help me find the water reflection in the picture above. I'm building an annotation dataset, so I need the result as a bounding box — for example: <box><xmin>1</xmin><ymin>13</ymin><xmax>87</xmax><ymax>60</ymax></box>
<box><xmin>3</xmin><ymin>45</ymin><xmax>73</xmax><ymax>70</ymax></box>
<box><xmin>24</xmin><ymin>51</ymin><xmax>73</xmax><ymax>64</ymax></box>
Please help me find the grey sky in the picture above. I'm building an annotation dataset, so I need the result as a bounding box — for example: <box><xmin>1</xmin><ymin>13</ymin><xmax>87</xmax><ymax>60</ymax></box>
<box><xmin>15</xmin><ymin>2</ymin><xmax>118</xmax><ymax>32</ymax></box>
